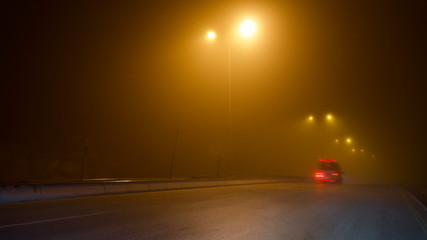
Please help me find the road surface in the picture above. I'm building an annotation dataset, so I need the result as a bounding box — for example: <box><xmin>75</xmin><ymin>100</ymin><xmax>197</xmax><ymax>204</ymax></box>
<box><xmin>0</xmin><ymin>182</ymin><xmax>426</xmax><ymax>239</ymax></box>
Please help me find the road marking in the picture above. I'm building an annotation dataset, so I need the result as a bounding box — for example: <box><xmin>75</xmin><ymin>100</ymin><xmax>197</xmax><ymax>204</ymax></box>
<box><xmin>409</xmin><ymin>190</ymin><xmax>427</xmax><ymax>212</ymax></box>
<box><xmin>0</xmin><ymin>211</ymin><xmax>112</xmax><ymax>229</ymax></box>
<box><xmin>401</xmin><ymin>189</ymin><xmax>427</xmax><ymax>237</ymax></box>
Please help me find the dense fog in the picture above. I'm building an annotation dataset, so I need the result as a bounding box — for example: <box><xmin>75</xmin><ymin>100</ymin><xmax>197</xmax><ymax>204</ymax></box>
<box><xmin>1</xmin><ymin>0</ymin><xmax>426</xmax><ymax>184</ymax></box>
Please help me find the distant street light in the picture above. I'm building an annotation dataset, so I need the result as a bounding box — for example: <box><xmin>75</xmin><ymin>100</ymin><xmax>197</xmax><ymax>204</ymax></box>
<box><xmin>346</xmin><ymin>138</ymin><xmax>352</xmax><ymax>144</ymax></box>
<box><xmin>305</xmin><ymin>113</ymin><xmax>336</xmax><ymax>123</ymax></box>
<box><xmin>335</xmin><ymin>139</ymin><xmax>339</xmax><ymax>143</ymax></box>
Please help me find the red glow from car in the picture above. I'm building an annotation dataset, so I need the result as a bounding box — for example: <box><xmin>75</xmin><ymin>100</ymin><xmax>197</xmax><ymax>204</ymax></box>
<box><xmin>323</xmin><ymin>180</ymin><xmax>336</xmax><ymax>183</ymax></box>
<box><xmin>319</xmin><ymin>159</ymin><xmax>336</xmax><ymax>163</ymax></box>
<box><xmin>315</xmin><ymin>172</ymin><xmax>325</xmax><ymax>178</ymax></box>
<box><xmin>332</xmin><ymin>173</ymin><xmax>339</xmax><ymax>176</ymax></box>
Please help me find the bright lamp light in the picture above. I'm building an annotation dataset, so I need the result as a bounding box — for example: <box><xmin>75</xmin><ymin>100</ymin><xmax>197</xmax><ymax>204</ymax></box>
<box><xmin>240</xmin><ymin>20</ymin><xmax>256</xmax><ymax>37</ymax></box>
<box><xmin>207</xmin><ymin>31</ymin><xmax>216</xmax><ymax>39</ymax></box>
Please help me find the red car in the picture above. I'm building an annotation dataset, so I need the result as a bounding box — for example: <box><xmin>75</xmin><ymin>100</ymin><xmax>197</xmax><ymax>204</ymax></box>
<box><xmin>314</xmin><ymin>159</ymin><xmax>343</xmax><ymax>183</ymax></box>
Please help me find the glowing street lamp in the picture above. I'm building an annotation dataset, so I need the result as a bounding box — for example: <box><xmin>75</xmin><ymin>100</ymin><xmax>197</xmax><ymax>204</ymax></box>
<box><xmin>308</xmin><ymin>115</ymin><xmax>314</xmax><ymax>122</ymax></box>
<box><xmin>240</xmin><ymin>20</ymin><xmax>256</xmax><ymax>37</ymax></box>
<box><xmin>346</xmin><ymin>138</ymin><xmax>352</xmax><ymax>144</ymax></box>
<box><xmin>207</xmin><ymin>31</ymin><xmax>216</xmax><ymax>40</ymax></box>
<box><xmin>326</xmin><ymin>114</ymin><xmax>333</xmax><ymax>121</ymax></box>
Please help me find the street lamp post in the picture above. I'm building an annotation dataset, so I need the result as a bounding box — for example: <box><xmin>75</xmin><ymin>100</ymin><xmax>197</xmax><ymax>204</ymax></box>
<box><xmin>206</xmin><ymin>19</ymin><xmax>256</xmax><ymax>176</ymax></box>
<box><xmin>228</xmin><ymin>40</ymin><xmax>233</xmax><ymax>176</ymax></box>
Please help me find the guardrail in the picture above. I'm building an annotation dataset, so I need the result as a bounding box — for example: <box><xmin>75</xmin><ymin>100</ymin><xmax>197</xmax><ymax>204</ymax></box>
<box><xmin>0</xmin><ymin>178</ymin><xmax>303</xmax><ymax>203</ymax></box>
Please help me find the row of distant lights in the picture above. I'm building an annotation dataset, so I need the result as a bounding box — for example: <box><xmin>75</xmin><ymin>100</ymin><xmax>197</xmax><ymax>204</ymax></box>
<box><xmin>307</xmin><ymin>114</ymin><xmax>375</xmax><ymax>158</ymax></box>
<box><xmin>334</xmin><ymin>138</ymin><xmax>375</xmax><ymax>158</ymax></box>
<box><xmin>206</xmin><ymin>20</ymin><xmax>257</xmax><ymax>40</ymax></box>
<box><xmin>307</xmin><ymin>114</ymin><xmax>334</xmax><ymax>122</ymax></box>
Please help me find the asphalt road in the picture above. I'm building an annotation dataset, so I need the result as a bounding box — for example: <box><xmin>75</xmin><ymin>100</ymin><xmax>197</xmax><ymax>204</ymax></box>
<box><xmin>0</xmin><ymin>182</ymin><xmax>426</xmax><ymax>240</ymax></box>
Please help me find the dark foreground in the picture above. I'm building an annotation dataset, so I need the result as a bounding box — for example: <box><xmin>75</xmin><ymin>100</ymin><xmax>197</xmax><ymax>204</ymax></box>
<box><xmin>0</xmin><ymin>182</ymin><xmax>426</xmax><ymax>240</ymax></box>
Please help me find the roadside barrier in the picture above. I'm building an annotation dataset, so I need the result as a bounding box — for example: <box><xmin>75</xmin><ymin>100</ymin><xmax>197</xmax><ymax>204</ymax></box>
<box><xmin>0</xmin><ymin>178</ymin><xmax>301</xmax><ymax>203</ymax></box>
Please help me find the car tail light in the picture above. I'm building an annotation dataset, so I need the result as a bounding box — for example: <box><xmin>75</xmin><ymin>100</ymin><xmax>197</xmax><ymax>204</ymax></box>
<box><xmin>315</xmin><ymin>172</ymin><xmax>325</xmax><ymax>178</ymax></box>
<box><xmin>332</xmin><ymin>173</ymin><xmax>339</xmax><ymax>176</ymax></box>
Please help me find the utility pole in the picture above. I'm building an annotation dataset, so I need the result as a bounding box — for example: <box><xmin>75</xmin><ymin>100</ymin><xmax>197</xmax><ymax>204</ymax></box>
<box><xmin>169</xmin><ymin>127</ymin><xmax>180</xmax><ymax>179</ymax></box>
<box><xmin>80</xmin><ymin>137</ymin><xmax>88</xmax><ymax>182</ymax></box>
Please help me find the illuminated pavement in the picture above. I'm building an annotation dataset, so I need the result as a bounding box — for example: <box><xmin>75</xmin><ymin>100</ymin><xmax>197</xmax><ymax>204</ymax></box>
<box><xmin>0</xmin><ymin>182</ymin><xmax>426</xmax><ymax>239</ymax></box>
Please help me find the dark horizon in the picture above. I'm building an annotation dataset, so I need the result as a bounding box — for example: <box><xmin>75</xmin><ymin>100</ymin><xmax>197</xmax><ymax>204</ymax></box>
<box><xmin>1</xmin><ymin>0</ymin><xmax>426</xmax><ymax>184</ymax></box>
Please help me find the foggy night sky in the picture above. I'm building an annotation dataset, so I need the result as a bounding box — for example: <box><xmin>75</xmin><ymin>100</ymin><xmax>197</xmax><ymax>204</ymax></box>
<box><xmin>1</xmin><ymin>0</ymin><xmax>426</xmax><ymax>183</ymax></box>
